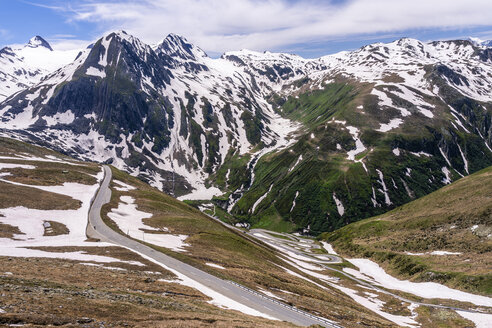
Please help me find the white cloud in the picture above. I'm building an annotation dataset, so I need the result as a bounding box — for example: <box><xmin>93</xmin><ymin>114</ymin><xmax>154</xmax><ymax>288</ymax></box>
<box><xmin>0</xmin><ymin>28</ymin><xmax>11</xmax><ymax>40</ymax></box>
<box><xmin>47</xmin><ymin>0</ymin><xmax>492</xmax><ymax>54</ymax></box>
<box><xmin>49</xmin><ymin>38</ymin><xmax>93</xmax><ymax>51</ymax></box>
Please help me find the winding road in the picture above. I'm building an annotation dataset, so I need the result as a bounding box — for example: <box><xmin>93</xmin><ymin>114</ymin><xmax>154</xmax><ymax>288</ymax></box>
<box><xmin>87</xmin><ymin>165</ymin><xmax>341</xmax><ymax>328</ymax></box>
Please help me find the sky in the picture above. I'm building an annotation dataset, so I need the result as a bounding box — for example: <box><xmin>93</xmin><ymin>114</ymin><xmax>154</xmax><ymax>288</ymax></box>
<box><xmin>1</xmin><ymin>0</ymin><xmax>492</xmax><ymax>58</ymax></box>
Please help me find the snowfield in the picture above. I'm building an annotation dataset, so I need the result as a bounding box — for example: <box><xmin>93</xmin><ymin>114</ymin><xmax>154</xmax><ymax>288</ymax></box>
<box><xmin>108</xmin><ymin>195</ymin><xmax>190</xmax><ymax>252</ymax></box>
<box><xmin>347</xmin><ymin>258</ymin><xmax>492</xmax><ymax>307</ymax></box>
<box><xmin>0</xmin><ymin>163</ymin><xmax>143</xmax><ymax>266</ymax></box>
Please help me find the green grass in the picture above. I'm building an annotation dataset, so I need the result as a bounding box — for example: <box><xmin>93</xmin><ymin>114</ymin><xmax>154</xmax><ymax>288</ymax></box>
<box><xmin>322</xmin><ymin>165</ymin><xmax>492</xmax><ymax>295</ymax></box>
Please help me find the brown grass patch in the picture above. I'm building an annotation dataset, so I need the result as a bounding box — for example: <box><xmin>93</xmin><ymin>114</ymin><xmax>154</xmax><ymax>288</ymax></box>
<box><xmin>43</xmin><ymin>221</ymin><xmax>69</xmax><ymax>236</ymax></box>
<box><xmin>0</xmin><ymin>256</ymin><xmax>296</xmax><ymax>327</ymax></box>
<box><xmin>0</xmin><ymin>181</ymin><xmax>81</xmax><ymax>210</ymax></box>
<box><xmin>382</xmin><ymin>73</ymin><xmax>405</xmax><ymax>83</ymax></box>
<box><xmin>0</xmin><ymin>222</ymin><xmax>23</xmax><ymax>238</ymax></box>
<box><xmin>2</xmin><ymin>164</ymin><xmax>98</xmax><ymax>186</ymax></box>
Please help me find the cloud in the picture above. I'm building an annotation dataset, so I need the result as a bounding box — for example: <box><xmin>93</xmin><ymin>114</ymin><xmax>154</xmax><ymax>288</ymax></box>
<box><xmin>49</xmin><ymin>38</ymin><xmax>93</xmax><ymax>51</ymax></box>
<box><xmin>0</xmin><ymin>28</ymin><xmax>11</xmax><ymax>40</ymax></box>
<box><xmin>41</xmin><ymin>0</ymin><xmax>492</xmax><ymax>54</ymax></box>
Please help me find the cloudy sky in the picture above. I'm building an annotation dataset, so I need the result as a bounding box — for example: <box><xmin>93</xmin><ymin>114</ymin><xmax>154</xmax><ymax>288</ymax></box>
<box><xmin>1</xmin><ymin>0</ymin><xmax>492</xmax><ymax>57</ymax></box>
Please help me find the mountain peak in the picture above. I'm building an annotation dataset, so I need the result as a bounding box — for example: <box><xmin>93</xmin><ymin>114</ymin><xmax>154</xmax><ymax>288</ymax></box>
<box><xmin>158</xmin><ymin>33</ymin><xmax>207</xmax><ymax>60</ymax></box>
<box><xmin>466</xmin><ymin>36</ymin><xmax>492</xmax><ymax>47</ymax></box>
<box><xmin>26</xmin><ymin>36</ymin><xmax>53</xmax><ymax>51</ymax></box>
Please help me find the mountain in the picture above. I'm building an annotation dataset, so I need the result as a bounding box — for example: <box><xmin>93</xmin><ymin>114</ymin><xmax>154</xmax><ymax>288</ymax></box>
<box><xmin>322</xmin><ymin>164</ymin><xmax>492</xmax><ymax>295</ymax></box>
<box><xmin>0</xmin><ymin>31</ymin><xmax>296</xmax><ymax>199</ymax></box>
<box><xmin>0</xmin><ymin>36</ymin><xmax>80</xmax><ymax>101</ymax></box>
<box><xmin>467</xmin><ymin>37</ymin><xmax>492</xmax><ymax>47</ymax></box>
<box><xmin>226</xmin><ymin>38</ymin><xmax>492</xmax><ymax>232</ymax></box>
<box><xmin>1</xmin><ymin>32</ymin><xmax>492</xmax><ymax>234</ymax></box>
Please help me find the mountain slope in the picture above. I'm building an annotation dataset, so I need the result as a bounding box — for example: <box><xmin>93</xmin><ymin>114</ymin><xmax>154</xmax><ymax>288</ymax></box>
<box><xmin>0</xmin><ymin>31</ymin><xmax>296</xmax><ymax>200</ymax></box>
<box><xmin>227</xmin><ymin>38</ymin><xmax>492</xmax><ymax>232</ymax></box>
<box><xmin>0</xmin><ymin>136</ymin><xmax>415</xmax><ymax>327</ymax></box>
<box><xmin>1</xmin><ymin>33</ymin><xmax>492</xmax><ymax>233</ymax></box>
<box><xmin>322</xmin><ymin>164</ymin><xmax>492</xmax><ymax>295</ymax></box>
<box><xmin>0</xmin><ymin>36</ymin><xmax>79</xmax><ymax>102</ymax></box>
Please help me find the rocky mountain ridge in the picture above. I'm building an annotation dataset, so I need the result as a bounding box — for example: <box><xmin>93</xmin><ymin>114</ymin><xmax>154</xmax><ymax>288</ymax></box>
<box><xmin>1</xmin><ymin>31</ymin><xmax>491</xmax><ymax>232</ymax></box>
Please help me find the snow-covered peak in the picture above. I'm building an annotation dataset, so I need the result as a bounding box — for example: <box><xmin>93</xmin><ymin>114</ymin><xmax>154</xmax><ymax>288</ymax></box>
<box><xmin>466</xmin><ymin>37</ymin><xmax>492</xmax><ymax>47</ymax></box>
<box><xmin>223</xmin><ymin>48</ymin><xmax>306</xmax><ymax>63</ymax></box>
<box><xmin>157</xmin><ymin>33</ymin><xmax>207</xmax><ymax>60</ymax></box>
<box><xmin>26</xmin><ymin>36</ymin><xmax>53</xmax><ymax>51</ymax></box>
<box><xmin>0</xmin><ymin>36</ymin><xmax>83</xmax><ymax>101</ymax></box>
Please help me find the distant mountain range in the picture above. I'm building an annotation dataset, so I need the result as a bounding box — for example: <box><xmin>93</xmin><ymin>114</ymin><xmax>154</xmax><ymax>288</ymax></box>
<box><xmin>1</xmin><ymin>32</ymin><xmax>491</xmax><ymax>233</ymax></box>
<box><xmin>0</xmin><ymin>36</ymin><xmax>80</xmax><ymax>101</ymax></box>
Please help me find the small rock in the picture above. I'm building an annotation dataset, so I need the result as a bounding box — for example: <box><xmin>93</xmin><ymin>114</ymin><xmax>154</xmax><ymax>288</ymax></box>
<box><xmin>77</xmin><ymin>317</ymin><xmax>94</xmax><ymax>324</ymax></box>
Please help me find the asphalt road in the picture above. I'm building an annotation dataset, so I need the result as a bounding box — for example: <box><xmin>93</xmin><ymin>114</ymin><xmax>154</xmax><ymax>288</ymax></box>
<box><xmin>248</xmin><ymin>228</ymin><xmax>343</xmax><ymax>265</ymax></box>
<box><xmin>87</xmin><ymin>165</ymin><xmax>342</xmax><ymax>328</ymax></box>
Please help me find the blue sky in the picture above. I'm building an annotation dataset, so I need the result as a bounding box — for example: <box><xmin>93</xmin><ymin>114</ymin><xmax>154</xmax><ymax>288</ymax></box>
<box><xmin>1</xmin><ymin>0</ymin><xmax>492</xmax><ymax>57</ymax></box>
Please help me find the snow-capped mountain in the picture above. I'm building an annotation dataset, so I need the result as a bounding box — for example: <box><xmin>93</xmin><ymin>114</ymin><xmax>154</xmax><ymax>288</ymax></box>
<box><xmin>467</xmin><ymin>36</ymin><xmax>492</xmax><ymax>47</ymax></box>
<box><xmin>0</xmin><ymin>31</ymin><xmax>297</xmax><ymax>198</ymax></box>
<box><xmin>0</xmin><ymin>36</ymin><xmax>80</xmax><ymax>101</ymax></box>
<box><xmin>1</xmin><ymin>31</ymin><xmax>491</xmax><ymax>232</ymax></box>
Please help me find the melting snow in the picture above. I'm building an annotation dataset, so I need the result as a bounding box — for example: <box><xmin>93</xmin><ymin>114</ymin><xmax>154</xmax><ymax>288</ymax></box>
<box><xmin>258</xmin><ymin>288</ymin><xmax>285</xmax><ymax>301</ymax></box>
<box><xmin>376</xmin><ymin>169</ymin><xmax>392</xmax><ymax>205</ymax></box>
<box><xmin>429</xmin><ymin>251</ymin><xmax>462</xmax><ymax>255</ymax></box>
<box><xmin>0</xmin><ymin>163</ymin><xmax>35</xmax><ymax>170</ymax></box>
<box><xmin>108</xmin><ymin>195</ymin><xmax>189</xmax><ymax>252</ymax></box>
<box><xmin>44</xmin><ymin>110</ymin><xmax>75</xmax><ymax>126</ymax></box>
<box><xmin>330</xmin><ymin>284</ymin><xmax>419</xmax><ymax>327</ymax></box>
<box><xmin>86</xmin><ymin>67</ymin><xmax>106</xmax><ymax>78</ymax></box>
<box><xmin>205</xmin><ymin>263</ymin><xmax>225</xmax><ymax>269</ymax></box>
<box><xmin>113</xmin><ymin>179</ymin><xmax>136</xmax><ymax>192</ymax></box>
<box><xmin>0</xmin><ymin>167</ymin><xmax>142</xmax><ymax>265</ymax></box>
<box><xmin>289</xmin><ymin>155</ymin><xmax>303</xmax><ymax>172</ymax></box>
<box><xmin>457</xmin><ymin>143</ymin><xmax>469</xmax><ymax>174</ymax></box>
<box><xmin>347</xmin><ymin>258</ymin><xmax>492</xmax><ymax>307</ymax></box>
<box><xmin>456</xmin><ymin>311</ymin><xmax>492</xmax><ymax>328</ymax></box>
<box><xmin>332</xmin><ymin>193</ymin><xmax>345</xmax><ymax>216</ymax></box>
<box><xmin>441</xmin><ymin>167</ymin><xmax>452</xmax><ymax>184</ymax></box>
<box><xmin>321</xmin><ymin>242</ymin><xmax>337</xmax><ymax>255</ymax></box>
<box><xmin>251</xmin><ymin>184</ymin><xmax>273</xmax><ymax>214</ymax></box>
<box><xmin>290</xmin><ymin>191</ymin><xmax>299</xmax><ymax>212</ymax></box>
<box><xmin>346</xmin><ymin>126</ymin><xmax>366</xmax><ymax>161</ymax></box>
<box><xmin>377</xmin><ymin>118</ymin><xmax>403</xmax><ymax>132</ymax></box>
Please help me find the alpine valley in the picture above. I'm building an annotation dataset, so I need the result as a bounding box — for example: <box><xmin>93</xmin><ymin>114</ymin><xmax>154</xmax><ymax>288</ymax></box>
<box><xmin>1</xmin><ymin>31</ymin><xmax>492</xmax><ymax>234</ymax></box>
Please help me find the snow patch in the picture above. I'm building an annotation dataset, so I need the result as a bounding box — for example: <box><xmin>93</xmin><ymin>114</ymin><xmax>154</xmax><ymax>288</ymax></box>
<box><xmin>108</xmin><ymin>196</ymin><xmax>189</xmax><ymax>252</ymax></box>
<box><xmin>347</xmin><ymin>258</ymin><xmax>492</xmax><ymax>307</ymax></box>
<box><xmin>441</xmin><ymin>167</ymin><xmax>452</xmax><ymax>184</ymax></box>
<box><xmin>113</xmin><ymin>179</ymin><xmax>136</xmax><ymax>192</ymax></box>
<box><xmin>205</xmin><ymin>263</ymin><xmax>225</xmax><ymax>269</ymax></box>
<box><xmin>332</xmin><ymin>193</ymin><xmax>345</xmax><ymax>216</ymax></box>
<box><xmin>251</xmin><ymin>184</ymin><xmax>273</xmax><ymax>214</ymax></box>
<box><xmin>377</xmin><ymin>118</ymin><xmax>403</xmax><ymax>132</ymax></box>
<box><xmin>86</xmin><ymin>67</ymin><xmax>106</xmax><ymax>78</ymax></box>
<box><xmin>376</xmin><ymin>169</ymin><xmax>392</xmax><ymax>205</ymax></box>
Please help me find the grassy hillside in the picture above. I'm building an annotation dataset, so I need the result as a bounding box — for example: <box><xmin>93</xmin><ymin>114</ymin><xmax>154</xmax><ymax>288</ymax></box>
<box><xmin>0</xmin><ymin>137</ymin><xmax>397</xmax><ymax>327</ymax></box>
<box><xmin>322</xmin><ymin>165</ymin><xmax>492</xmax><ymax>295</ymax></box>
<box><xmin>1</xmin><ymin>137</ymin><xmax>485</xmax><ymax>327</ymax></box>
<box><xmin>229</xmin><ymin>79</ymin><xmax>492</xmax><ymax>234</ymax></box>
<box><xmin>0</xmin><ymin>137</ymin><xmax>293</xmax><ymax>327</ymax></box>
<box><xmin>102</xmin><ymin>165</ymin><xmax>402</xmax><ymax>327</ymax></box>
